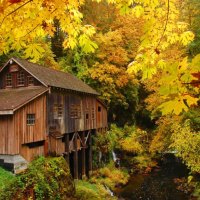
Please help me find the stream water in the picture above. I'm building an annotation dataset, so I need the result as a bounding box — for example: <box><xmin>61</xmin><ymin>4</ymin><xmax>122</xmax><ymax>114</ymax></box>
<box><xmin>115</xmin><ymin>154</ymin><xmax>191</xmax><ymax>200</ymax></box>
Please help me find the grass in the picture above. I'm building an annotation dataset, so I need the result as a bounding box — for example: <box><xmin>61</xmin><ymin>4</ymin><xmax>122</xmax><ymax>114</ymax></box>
<box><xmin>75</xmin><ymin>180</ymin><xmax>116</xmax><ymax>200</ymax></box>
<box><xmin>0</xmin><ymin>167</ymin><xmax>15</xmax><ymax>191</ymax></box>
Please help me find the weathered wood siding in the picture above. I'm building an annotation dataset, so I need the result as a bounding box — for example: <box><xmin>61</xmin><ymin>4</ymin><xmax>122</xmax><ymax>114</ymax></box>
<box><xmin>14</xmin><ymin>94</ymin><xmax>47</xmax><ymax>144</ymax></box>
<box><xmin>49</xmin><ymin>136</ymin><xmax>65</xmax><ymax>156</ymax></box>
<box><xmin>20</xmin><ymin>144</ymin><xmax>44</xmax><ymax>162</ymax></box>
<box><xmin>0</xmin><ymin>115</ymin><xmax>16</xmax><ymax>154</ymax></box>
<box><xmin>0</xmin><ymin>94</ymin><xmax>47</xmax><ymax>157</ymax></box>
<box><xmin>48</xmin><ymin>91</ymin><xmax>97</xmax><ymax>135</ymax></box>
<box><xmin>48</xmin><ymin>92</ymin><xmax>66</xmax><ymax>135</ymax></box>
<box><xmin>0</xmin><ymin>64</ymin><xmax>41</xmax><ymax>89</ymax></box>
<box><xmin>96</xmin><ymin>100</ymin><xmax>107</xmax><ymax>129</ymax></box>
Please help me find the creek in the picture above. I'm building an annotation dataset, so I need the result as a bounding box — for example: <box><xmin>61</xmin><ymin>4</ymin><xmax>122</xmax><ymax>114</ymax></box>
<box><xmin>115</xmin><ymin>154</ymin><xmax>191</xmax><ymax>200</ymax></box>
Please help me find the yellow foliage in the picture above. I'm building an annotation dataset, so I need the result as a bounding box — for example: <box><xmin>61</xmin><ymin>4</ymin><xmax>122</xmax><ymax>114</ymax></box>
<box><xmin>120</xmin><ymin>133</ymin><xmax>144</xmax><ymax>154</ymax></box>
<box><xmin>149</xmin><ymin>115</ymin><xmax>181</xmax><ymax>154</ymax></box>
<box><xmin>0</xmin><ymin>0</ymin><xmax>97</xmax><ymax>60</ymax></box>
<box><xmin>90</xmin><ymin>164</ymin><xmax>129</xmax><ymax>190</ymax></box>
<box><xmin>171</xmin><ymin>120</ymin><xmax>200</xmax><ymax>173</ymax></box>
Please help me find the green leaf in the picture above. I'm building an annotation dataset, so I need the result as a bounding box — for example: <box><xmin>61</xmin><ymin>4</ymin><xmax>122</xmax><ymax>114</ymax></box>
<box><xmin>79</xmin><ymin>34</ymin><xmax>98</xmax><ymax>53</ymax></box>
<box><xmin>158</xmin><ymin>98</ymin><xmax>188</xmax><ymax>115</ymax></box>
<box><xmin>142</xmin><ymin>66</ymin><xmax>157</xmax><ymax>79</ymax></box>
<box><xmin>24</xmin><ymin>43</ymin><xmax>45</xmax><ymax>61</ymax></box>
<box><xmin>191</xmin><ymin>54</ymin><xmax>200</xmax><ymax>72</ymax></box>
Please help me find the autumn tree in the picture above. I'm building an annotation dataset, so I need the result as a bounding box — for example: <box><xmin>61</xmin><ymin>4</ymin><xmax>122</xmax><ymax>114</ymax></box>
<box><xmin>180</xmin><ymin>0</ymin><xmax>200</xmax><ymax>57</ymax></box>
<box><xmin>0</xmin><ymin>0</ymin><xmax>97</xmax><ymax>62</ymax></box>
<box><xmin>54</xmin><ymin>1</ymin><xmax>143</xmax><ymax>126</ymax></box>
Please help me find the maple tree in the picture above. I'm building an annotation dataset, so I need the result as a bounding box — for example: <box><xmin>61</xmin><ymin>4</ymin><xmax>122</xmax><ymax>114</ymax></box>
<box><xmin>1</xmin><ymin>1</ymin><xmax>200</xmax><ymax>198</ymax></box>
<box><xmin>55</xmin><ymin>1</ymin><xmax>144</xmax><ymax>125</ymax></box>
<box><xmin>0</xmin><ymin>0</ymin><xmax>199</xmax><ymax>120</ymax></box>
<box><xmin>0</xmin><ymin>0</ymin><xmax>199</xmax><ymax>116</ymax></box>
<box><xmin>0</xmin><ymin>0</ymin><xmax>97</xmax><ymax>62</ymax></box>
<box><xmin>180</xmin><ymin>0</ymin><xmax>200</xmax><ymax>57</ymax></box>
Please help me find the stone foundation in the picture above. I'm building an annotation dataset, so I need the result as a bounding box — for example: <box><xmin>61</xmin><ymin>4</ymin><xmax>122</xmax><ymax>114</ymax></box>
<box><xmin>0</xmin><ymin>155</ymin><xmax>28</xmax><ymax>174</ymax></box>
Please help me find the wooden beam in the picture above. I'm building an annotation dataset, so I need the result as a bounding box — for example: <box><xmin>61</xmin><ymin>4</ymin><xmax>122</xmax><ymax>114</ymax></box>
<box><xmin>0</xmin><ymin>110</ymin><xmax>13</xmax><ymax>115</ymax></box>
<box><xmin>81</xmin><ymin>131</ymin><xmax>86</xmax><ymax>177</ymax></box>
<box><xmin>74</xmin><ymin>132</ymin><xmax>78</xmax><ymax>179</ymax></box>
<box><xmin>89</xmin><ymin>131</ymin><xmax>92</xmax><ymax>174</ymax></box>
<box><xmin>64</xmin><ymin>134</ymin><xmax>69</xmax><ymax>164</ymax></box>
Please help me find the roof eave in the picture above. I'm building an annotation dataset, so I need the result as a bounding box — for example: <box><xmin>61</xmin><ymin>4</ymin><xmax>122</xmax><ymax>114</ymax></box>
<box><xmin>12</xmin><ymin>58</ymin><xmax>48</xmax><ymax>87</ymax></box>
<box><xmin>0</xmin><ymin>59</ymin><xmax>11</xmax><ymax>72</ymax></box>
<box><xmin>13</xmin><ymin>88</ymin><xmax>49</xmax><ymax>112</ymax></box>
<box><xmin>50</xmin><ymin>86</ymin><xmax>99</xmax><ymax>96</ymax></box>
<box><xmin>1</xmin><ymin>58</ymin><xmax>48</xmax><ymax>87</ymax></box>
<box><xmin>0</xmin><ymin>87</ymin><xmax>49</xmax><ymax>115</ymax></box>
<box><xmin>0</xmin><ymin>110</ymin><xmax>14</xmax><ymax>115</ymax></box>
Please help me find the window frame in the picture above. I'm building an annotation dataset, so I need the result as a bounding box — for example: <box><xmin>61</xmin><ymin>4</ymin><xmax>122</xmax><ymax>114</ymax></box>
<box><xmin>27</xmin><ymin>75</ymin><xmax>34</xmax><ymax>86</ymax></box>
<box><xmin>70</xmin><ymin>104</ymin><xmax>81</xmax><ymax>119</ymax></box>
<box><xmin>53</xmin><ymin>104</ymin><xmax>63</xmax><ymax>119</ymax></box>
<box><xmin>5</xmin><ymin>73</ymin><xmax>12</xmax><ymax>87</ymax></box>
<box><xmin>17</xmin><ymin>71</ymin><xmax>25</xmax><ymax>86</ymax></box>
<box><xmin>27</xmin><ymin>114</ymin><xmax>36</xmax><ymax>126</ymax></box>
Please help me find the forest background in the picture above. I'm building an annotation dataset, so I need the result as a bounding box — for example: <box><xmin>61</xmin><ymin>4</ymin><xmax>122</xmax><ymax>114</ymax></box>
<box><xmin>0</xmin><ymin>0</ymin><xmax>200</xmax><ymax>199</ymax></box>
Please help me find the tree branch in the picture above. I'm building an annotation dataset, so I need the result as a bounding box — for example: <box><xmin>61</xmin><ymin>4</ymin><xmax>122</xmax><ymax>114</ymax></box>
<box><xmin>155</xmin><ymin>0</ymin><xmax>170</xmax><ymax>51</ymax></box>
<box><xmin>0</xmin><ymin>0</ymin><xmax>32</xmax><ymax>29</ymax></box>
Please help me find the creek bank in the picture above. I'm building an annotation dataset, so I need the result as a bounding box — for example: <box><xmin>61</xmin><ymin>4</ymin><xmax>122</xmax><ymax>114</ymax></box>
<box><xmin>114</xmin><ymin>154</ymin><xmax>193</xmax><ymax>200</ymax></box>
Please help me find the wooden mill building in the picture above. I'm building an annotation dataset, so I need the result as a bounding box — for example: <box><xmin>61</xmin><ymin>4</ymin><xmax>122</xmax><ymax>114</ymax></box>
<box><xmin>0</xmin><ymin>57</ymin><xmax>107</xmax><ymax>177</ymax></box>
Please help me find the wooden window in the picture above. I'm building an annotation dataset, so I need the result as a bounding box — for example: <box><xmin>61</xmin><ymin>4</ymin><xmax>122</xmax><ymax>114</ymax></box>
<box><xmin>17</xmin><ymin>71</ymin><xmax>25</xmax><ymax>86</ymax></box>
<box><xmin>70</xmin><ymin>104</ymin><xmax>81</xmax><ymax>118</ymax></box>
<box><xmin>5</xmin><ymin>73</ymin><xmax>12</xmax><ymax>87</ymax></box>
<box><xmin>27</xmin><ymin>114</ymin><xmax>35</xmax><ymax>125</ymax></box>
<box><xmin>27</xmin><ymin>76</ymin><xmax>34</xmax><ymax>85</ymax></box>
<box><xmin>86</xmin><ymin>113</ymin><xmax>89</xmax><ymax>120</ymax></box>
<box><xmin>53</xmin><ymin>104</ymin><xmax>63</xmax><ymax>119</ymax></box>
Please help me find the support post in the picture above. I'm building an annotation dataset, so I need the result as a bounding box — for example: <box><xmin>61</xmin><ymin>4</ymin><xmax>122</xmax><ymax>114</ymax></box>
<box><xmin>81</xmin><ymin>131</ymin><xmax>86</xmax><ymax>177</ymax></box>
<box><xmin>74</xmin><ymin>132</ymin><xmax>78</xmax><ymax>179</ymax></box>
<box><xmin>64</xmin><ymin>134</ymin><xmax>69</xmax><ymax>164</ymax></box>
<box><xmin>89</xmin><ymin>131</ymin><xmax>92</xmax><ymax>174</ymax></box>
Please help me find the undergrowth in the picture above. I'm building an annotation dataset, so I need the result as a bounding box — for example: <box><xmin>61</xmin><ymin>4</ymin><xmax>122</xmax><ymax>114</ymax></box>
<box><xmin>0</xmin><ymin>157</ymin><xmax>75</xmax><ymax>200</ymax></box>
<box><xmin>0</xmin><ymin>167</ymin><xmax>15</xmax><ymax>191</ymax></box>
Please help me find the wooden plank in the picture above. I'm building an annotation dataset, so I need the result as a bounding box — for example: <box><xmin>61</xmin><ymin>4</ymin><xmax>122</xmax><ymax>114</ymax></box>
<box><xmin>12</xmin><ymin>94</ymin><xmax>47</xmax><ymax>161</ymax></box>
<box><xmin>0</xmin><ymin>115</ymin><xmax>16</xmax><ymax>155</ymax></box>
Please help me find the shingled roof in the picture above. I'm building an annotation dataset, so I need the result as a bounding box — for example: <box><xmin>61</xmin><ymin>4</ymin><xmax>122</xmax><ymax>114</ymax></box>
<box><xmin>2</xmin><ymin>57</ymin><xmax>99</xmax><ymax>95</ymax></box>
<box><xmin>0</xmin><ymin>87</ymin><xmax>48</xmax><ymax>114</ymax></box>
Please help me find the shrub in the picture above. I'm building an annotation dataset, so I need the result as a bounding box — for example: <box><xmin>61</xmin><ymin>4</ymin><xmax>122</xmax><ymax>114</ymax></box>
<box><xmin>0</xmin><ymin>157</ymin><xmax>75</xmax><ymax>200</ymax></box>
<box><xmin>170</xmin><ymin>120</ymin><xmax>200</xmax><ymax>173</ymax></box>
<box><xmin>0</xmin><ymin>167</ymin><xmax>16</xmax><ymax>191</ymax></box>
<box><xmin>75</xmin><ymin>180</ymin><xmax>116</xmax><ymax>200</ymax></box>
<box><xmin>90</xmin><ymin>162</ymin><xmax>129</xmax><ymax>190</ymax></box>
